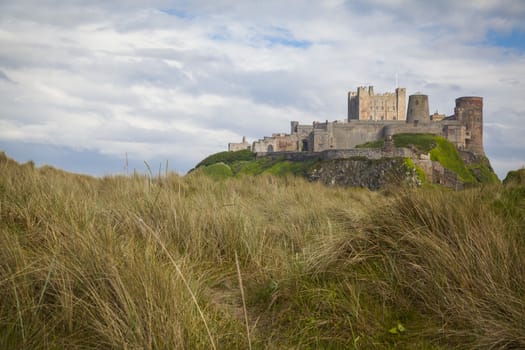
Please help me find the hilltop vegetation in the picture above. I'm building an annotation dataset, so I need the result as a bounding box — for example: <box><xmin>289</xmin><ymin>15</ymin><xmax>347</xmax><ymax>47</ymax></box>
<box><xmin>196</xmin><ymin>134</ymin><xmax>499</xmax><ymax>187</ymax></box>
<box><xmin>195</xmin><ymin>151</ymin><xmax>316</xmax><ymax>179</ymax></box>
<box><xmin>392</xmin><ymin>134</ymin><xmax>498</xmax><ymax>184</ymax></box>
<box><xmin>503</xmin><ymin>167</ymin><xmax>525</xmax><ymax>186</ymax></box>
<box><xmin>1</xmin><ymin>151</ymin><xmax>524</xmax><ymax>349</ymax></box>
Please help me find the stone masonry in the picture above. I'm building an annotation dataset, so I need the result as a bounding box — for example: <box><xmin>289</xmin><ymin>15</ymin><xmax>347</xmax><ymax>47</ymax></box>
<box><xmin>242</xmin><ymin>86</ymin><xmax>484</xmax><ymax>157</ymax></box>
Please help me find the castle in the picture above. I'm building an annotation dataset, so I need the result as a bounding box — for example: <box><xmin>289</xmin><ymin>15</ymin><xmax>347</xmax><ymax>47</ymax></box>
<box><xmin>228</xmin><ymin>86</ymin><xmax>484</xmax><ymax>156</ymax></box>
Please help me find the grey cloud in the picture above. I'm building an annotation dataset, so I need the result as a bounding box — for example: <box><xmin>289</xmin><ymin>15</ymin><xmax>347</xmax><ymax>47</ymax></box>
<box><xmin>0</xmin><ymin>70</ymin><xmax>12</xmax><ymax>82</ymax></box>
<box><xmin>0</xmin><ymin>0</ymin><xmax>524</xmax><ymax>176</ymax></box>
<box><xmin>0</xmin><ymin>139</ymin><xmax>193</xmax><ymax>176</ymax></box>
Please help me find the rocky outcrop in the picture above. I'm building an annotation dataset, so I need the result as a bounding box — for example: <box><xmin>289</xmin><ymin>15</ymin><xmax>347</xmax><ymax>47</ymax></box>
<box><xmin>308</xmin><ymin>157</ymin><xmax>417</xmax><ymax>190</ymax></box>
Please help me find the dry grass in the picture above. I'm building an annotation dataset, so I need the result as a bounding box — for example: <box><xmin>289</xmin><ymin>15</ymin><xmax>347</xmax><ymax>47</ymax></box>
<box><xmin>1</xmin><ymin>151</ymin><xmax>524</xmax><ymax>349</ymax></box>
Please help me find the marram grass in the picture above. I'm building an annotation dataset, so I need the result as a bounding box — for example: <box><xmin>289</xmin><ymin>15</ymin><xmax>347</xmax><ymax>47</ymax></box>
<box><xmin>1</xmin><ymin>152</ymin><xmax>524</xmax><ymax>349</ymax></box>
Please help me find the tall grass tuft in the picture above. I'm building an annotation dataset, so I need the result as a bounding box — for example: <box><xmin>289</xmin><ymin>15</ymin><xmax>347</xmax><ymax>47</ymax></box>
<box><xmin>1</xmin><ymin>151</ymin><xmax>524</xmax><ymax>349</ymax></box>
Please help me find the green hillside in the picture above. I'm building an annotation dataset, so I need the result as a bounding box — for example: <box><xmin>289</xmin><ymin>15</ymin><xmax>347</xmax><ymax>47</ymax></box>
<box><xmin>0</xmin><ymin>151</ymin><xmax>523</xmax><ymax>349</ymax></box>
<box><xmin>394</xmin><ymin>133</ymin><xmax>498</xmax><ymax>184</ymax></box>
<box><xmin>194</xmin><ymin>151</ymin><xmax>317</xmax><ymax>178</ymax></box>
<box><xmin>196</xmin><ymin>134</ymin><xmax>499</xmax><ymax>187</ymax></box>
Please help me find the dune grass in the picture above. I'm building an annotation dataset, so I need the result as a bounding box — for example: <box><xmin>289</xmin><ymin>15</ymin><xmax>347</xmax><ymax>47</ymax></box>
<box><xmin>1</xmin><ymin>151</ymin><xmax>524</xmax><ymax>349</ymax></box>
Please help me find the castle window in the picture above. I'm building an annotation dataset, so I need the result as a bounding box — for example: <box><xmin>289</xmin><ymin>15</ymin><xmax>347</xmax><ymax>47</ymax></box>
<box><xmin>302</xmin><ymin>140</ymin><xmax>308</xmax><ymax>151</ymax></box>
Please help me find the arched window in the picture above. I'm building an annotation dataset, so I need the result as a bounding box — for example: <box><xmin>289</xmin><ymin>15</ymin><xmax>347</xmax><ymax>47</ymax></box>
<box><xmin>267</xmin><ymin>145</ymin><xmax>274</xmax><ymax>153</ymax></box>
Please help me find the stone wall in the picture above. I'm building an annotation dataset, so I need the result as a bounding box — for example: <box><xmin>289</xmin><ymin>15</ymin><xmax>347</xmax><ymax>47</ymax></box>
<box><xmin>348</xmin><ymin>86</ymin><xmax>406</xmax><ymax>121</ymax></box>
<box><xmin>257</xmin><ymin>147</ymin><xmax>416</xmax><ymax>162</ymax></box>
<box><xmin>252</xmin><ymin>133</ymin><xmax>302</xmax><ymax>153</ymax></box>
<box><xmin>228</xmin><ymin>136</ymin><xmax>251</xmax><ymax>152</ymax></box>
<box><xmin>238</xmin><ymin>92</ymin><xmax>485</xmax><ymax>160</ymax></box>
<box><xmin>251</xmin><ymin>117</ymin><xmax>476</xmax><ymax>157</ymax></box>
<box><xmin>414</xmin><ymin>159</ymin><xmax>464</xmax><ymax>190</ymax></box>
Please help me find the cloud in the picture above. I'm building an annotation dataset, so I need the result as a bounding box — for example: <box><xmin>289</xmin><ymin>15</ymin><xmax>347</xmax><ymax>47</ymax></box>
<box><xmin>0</xmin><ymin>69</ymin><xmax>11</xmax><ymax>81</ymax></box>
<box><xmin>0</xmin><ymin>0</ymin><xmax>524</xmax><ymax>178</ymax></box>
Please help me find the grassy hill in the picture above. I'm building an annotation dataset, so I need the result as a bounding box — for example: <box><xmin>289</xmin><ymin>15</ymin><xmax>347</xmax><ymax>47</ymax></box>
<box><xmin>195</xmin><ymin>134</ymin><xmax>499</xmax><ymax>187</ymax></box>
<box><xmin>194</xmin><ymin>151</ymin><xmax>317</xmax><ymax>179</ymax></box>
<box><xmin>1</xmin><ymin>152</ymin><xmax>523</xmax><ymax>349</ymax></box>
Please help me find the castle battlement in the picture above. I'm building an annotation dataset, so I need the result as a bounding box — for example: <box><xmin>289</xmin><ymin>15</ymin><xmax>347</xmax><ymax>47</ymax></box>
<box><xmin>230</xmin><ymin>86</ymin><xmax>485</xmax><ymax>156</ymax></box>
<box><xmin>348</xmin><ymin>86</ymin><xmax>406</xmax><ymax>121</ymax></box>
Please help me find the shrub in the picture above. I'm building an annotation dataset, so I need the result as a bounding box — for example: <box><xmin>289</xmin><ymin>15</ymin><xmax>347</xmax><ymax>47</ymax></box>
<box><xmin>194</xmin><ymin>149</ymin><xmax>255</xmax><ymax>169</ymax></box>
<box><xmin>200</xmin><ymin>162</ymin><xmax>234</xmax><ymax>179</ymax></box>
<box><xmin>503</xmin><ymin>168</ymin><xmax>525</xmax><ymax>186</ymax></box>
<box><xmin>393</xmin><ymin>133</ymin><xmax>437</xmax><ymax>153</ymax></box>
<box><xmin>356</xmin><ymin>139</ymin><xmax>384</xmax><ymax>148</ymax></box>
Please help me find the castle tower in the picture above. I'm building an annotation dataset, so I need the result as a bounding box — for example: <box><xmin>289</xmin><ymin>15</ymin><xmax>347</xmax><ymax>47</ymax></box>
<box><xmin>348</xmin><ymin>86</ymin><xmax>371</xmax><ymax>120</ymax></box>
<box><xmin>395</xmin><ymin>88</ymin><xmax>406</xmax><ymax>121</ymax></box>
<box><xmin>455</xmin><ymin>97</ymin><xmax>484</xmax><ymax>154</ymax></box>
<box><xmin>349</xmin><ymin>86</ymin><xmax>405</xmax><ymax>121</ymax></box>
<box><xmin>291</xmin><ymin>121</ymin><xmax>299</xmax><ymax>133</ymax></box>
<box><xmin>406</xmin><ymin>94</ymin><xmax>430</xmax><ymax>124</ymax></box>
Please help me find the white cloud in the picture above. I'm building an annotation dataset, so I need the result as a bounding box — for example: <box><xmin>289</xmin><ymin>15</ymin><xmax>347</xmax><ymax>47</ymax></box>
<box><xmin>0</xmin><ymin>0</ymin><xmax>524</xmax><ymax>177</ymax></box>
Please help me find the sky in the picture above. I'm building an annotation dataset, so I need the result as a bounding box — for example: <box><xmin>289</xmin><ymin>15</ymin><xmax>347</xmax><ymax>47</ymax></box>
<box><xmin>0</xmin><ymin>0</ymin><xmax>524</xmax><ymax>179</ymax></box>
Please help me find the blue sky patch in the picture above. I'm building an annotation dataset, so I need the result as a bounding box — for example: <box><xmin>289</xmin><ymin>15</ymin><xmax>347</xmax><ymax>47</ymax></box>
<box><xmin>263</xmin><ymin>35</ymin><xmax>312</xmax><ymax>48</ymax></box>
<box><xmin>261</xmin><ymin>26</ymin><xmax>312</xmax><ymax>48</ymax></box>
<box><xmin>485</xmin><ymin>29</ymin><xmax>525</xmax><ymax>51</ymax></box>
<box><xmin>161</xmin><ymin>8</ymin><xmax>194</xmax><ymax>19</ymax></box>
<box><xmin>209</xmin><ymin>31</ymin><xmax>232</xmax><ymax>42</ymax></box>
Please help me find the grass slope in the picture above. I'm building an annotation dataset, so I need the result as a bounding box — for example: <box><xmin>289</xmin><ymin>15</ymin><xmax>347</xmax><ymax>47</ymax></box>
<box><xmin>392</xmin><ymin>133</ymin><xmax>498</xmax><ymax>185</ymax></box>
<box><xmin>194</xmin><ymin>149</ymin><xmax>255</xmax><ymax>169</ymax></box>
<box><xmin>1</xmin><ymin>152</ymin><xmax>523</xmax><ymax>349</ymax></box>
<box><xmin>196</xmin><ymin>151</ymin><xmax>317</xmax><ymax>179</ymax></box>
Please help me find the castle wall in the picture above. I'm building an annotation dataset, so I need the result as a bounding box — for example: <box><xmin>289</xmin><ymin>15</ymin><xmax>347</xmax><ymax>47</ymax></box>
<box><xmin>385</xmin><ymin>123</ymin><xmax>443</xmax><ymax>137</ymax></box>
<box><xmin>250</xmin><ymin>117</ymin><xmax>472</xmax><ymax>156</ymax></box>
<box><xmin>329</xmin><ymin>122</ymin><xmax>389</xmax><ymax>150</ymax></box>
<box><xmin>252</xmin><ymin>133</ymin><xmax>302</xmax><ymax>153</ymax></box>
<box><xmin>234</xmin><ymin>90</ymin><xmax>484</xmax><ymax>163</ymax></box>
<box><xmin>228</xmin><ymin>136</ymin><xmax>251</xmax><ymax>152</ymax></box>
<box><xmin>257</xmin><ymin>147</ymin><xmax>416</xmax><ymax>161</ymax></box>
<box><xmin>442</xmin><ymin>122</ymin><xmax>467</xmax><ymax>150</ymax></box>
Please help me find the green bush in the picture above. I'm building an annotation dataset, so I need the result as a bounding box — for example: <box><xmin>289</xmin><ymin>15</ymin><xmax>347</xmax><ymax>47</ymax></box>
<box><xmin>264</xmin><ymin>160</ymin><xmax>316</xmax><ymax>176</ymax></box>
<box><xmin>201</xmin><ymin>162</ymin><xmax>234</xmax><ymax>179</ymax></box>
<box><xmin>393</xmin><ymin>133</ymin><xmax>437</xmax><ymax>153</ymax></box>
<box><xmin>404</xmin><ymin>157</ymin><xmax>427</xmax><ymax>184</ymax></box>
<box><xmin>503</xmin><ymin>168</ymin><xmax>525</xmax><ymax>186</ymax></box>
<box><xmin>195</xmin><ymin>149</ymin><xmax>255</xmax><ymax>168</ymax></box>
<box><xmin>356</xmin><ymin>139</ymin><xmax>384</xmax><ymax>148</ymax></box>
<box><xmin>429</xmin><ymin>137</ymin><xmax>476</xmax><ymax>183</ymax></box>
<box><xmin>468</xmin><ymin>156</ymin><xmax>500</xmax><ymax>184</ymax></box>
<box><xmin>236</xmin><ymin>157</ymin><xmax>271</xmax><ymax>176</ymax></box>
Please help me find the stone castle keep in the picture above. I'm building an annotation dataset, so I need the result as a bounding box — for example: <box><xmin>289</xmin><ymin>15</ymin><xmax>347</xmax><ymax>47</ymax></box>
<box><xmin>228</xmin><ymin>86</ymin><xmax>484</xmax><ymax>156</ymax></box>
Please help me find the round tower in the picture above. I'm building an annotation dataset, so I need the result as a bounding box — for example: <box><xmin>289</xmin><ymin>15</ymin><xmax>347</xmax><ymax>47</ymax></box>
<box><xmin>454</xmin><ymin>96</ymin><xmax>484</xmax><ymax>154</ymax></box>
<box><xmin>406</xmin><ymin>94</ymin><xmax>430</xmax><ymax>124</ymax></box>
